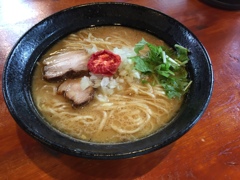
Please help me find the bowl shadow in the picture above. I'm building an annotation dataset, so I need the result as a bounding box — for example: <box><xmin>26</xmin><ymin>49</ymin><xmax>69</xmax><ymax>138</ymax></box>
<box><xmin>17</xmin><ymin>126</ymin><xmax>173</xmax><ymax>179</ymax></box>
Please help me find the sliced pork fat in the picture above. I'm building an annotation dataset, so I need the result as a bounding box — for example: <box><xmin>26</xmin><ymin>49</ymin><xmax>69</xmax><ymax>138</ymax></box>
<box><xmin>57</xmin><ymin>78</ymin><xmax>95</xmax><ymax>106</ymax></box>
<box><xmin>43</xmin><ymin>50</ymin><xmax>89</xmax><ymax>81</ymax></box>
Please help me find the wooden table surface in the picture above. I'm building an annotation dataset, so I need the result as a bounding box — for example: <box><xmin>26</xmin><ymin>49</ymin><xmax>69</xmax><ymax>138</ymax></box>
<box><xmin>0</xmin><ymin>0</ymin><xmax>240</xmax><ymax>179</ymax></box>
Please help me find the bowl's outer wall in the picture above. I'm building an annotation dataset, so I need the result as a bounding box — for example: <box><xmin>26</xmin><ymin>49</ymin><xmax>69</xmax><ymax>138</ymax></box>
<box><xmin>200</xmin><ymin>0</ymin><xmax>240</xmax><ymax>10</ymax></box>
<box><xmin>3</xmin><ymin>2</ymin><xmax>213</xmax><ymax>159</ymax></box>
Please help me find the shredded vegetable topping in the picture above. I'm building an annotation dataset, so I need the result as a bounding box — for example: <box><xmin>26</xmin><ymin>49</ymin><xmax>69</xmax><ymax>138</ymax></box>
<box><xmin>130</xmin><ymin>38</ymin><xmax>192</xmax><ymax>98</ymax></box>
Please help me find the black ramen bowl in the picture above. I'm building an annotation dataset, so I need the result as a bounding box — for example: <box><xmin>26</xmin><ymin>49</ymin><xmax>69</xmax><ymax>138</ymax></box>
<box><xmin>2</xmin><ymin>2</ymin><xmax>213</xmax><ymax>159</ymax></box>
<box><xmin>200</xmin><ymin>0</ymin><xmax>240</xmax><ymax>10</ymax></box>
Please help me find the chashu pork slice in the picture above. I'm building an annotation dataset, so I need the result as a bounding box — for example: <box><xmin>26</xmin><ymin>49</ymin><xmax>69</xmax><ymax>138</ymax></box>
<box><xmin>43</xmin><ymin>50</ymin><xmax>89</xmax><ymax>81</ymax></box>
<box><xmin>57</xmin><ymin>78</ymin><xmax>94</xmax><ymax>106</ymax></box>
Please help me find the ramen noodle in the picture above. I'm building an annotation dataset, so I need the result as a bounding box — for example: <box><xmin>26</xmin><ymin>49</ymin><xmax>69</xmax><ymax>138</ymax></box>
<box><xmin>32</xmin><ymin>26</ymin><xmax>184</xmax><ymax>143</ymax></box>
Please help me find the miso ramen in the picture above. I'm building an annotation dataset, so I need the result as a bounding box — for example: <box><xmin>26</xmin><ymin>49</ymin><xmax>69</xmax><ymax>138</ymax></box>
<box><xmin>32</xmin><ymin>26</ymin><xmax>190</xmax><ymax>143</ymax></box>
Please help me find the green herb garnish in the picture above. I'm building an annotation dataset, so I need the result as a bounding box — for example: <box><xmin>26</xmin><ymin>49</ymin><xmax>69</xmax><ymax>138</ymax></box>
<box><xmin>130</xmin><ymin>38</ymin><xmax>192</xmax><ymax>98</ymax></box>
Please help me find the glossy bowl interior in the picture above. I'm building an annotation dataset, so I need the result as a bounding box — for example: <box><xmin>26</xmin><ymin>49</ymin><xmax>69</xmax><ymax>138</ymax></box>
<box><xmin>2</xmin><ymin>2</ymin><xmax>213</xmax><ymax>159</ymax></box>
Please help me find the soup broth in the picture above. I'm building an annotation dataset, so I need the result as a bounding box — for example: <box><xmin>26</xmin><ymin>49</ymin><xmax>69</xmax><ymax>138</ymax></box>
<box><xmin>32</xmin><ymin>26</ymin><xmax>183</xmax><ymax>143</ymax></box>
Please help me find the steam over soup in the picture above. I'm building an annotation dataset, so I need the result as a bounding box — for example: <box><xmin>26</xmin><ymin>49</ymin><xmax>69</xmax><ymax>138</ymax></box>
<box><xmin>32</xmin><ymin>26</ymin><xmax>191</xmax><ymax>143</ymax></box>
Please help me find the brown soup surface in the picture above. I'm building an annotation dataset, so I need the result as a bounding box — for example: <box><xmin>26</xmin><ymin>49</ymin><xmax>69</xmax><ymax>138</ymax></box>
<box><xmin>32</xmin><ymin>26</ymin><xmax>183</xmax><ymax>143</ymax></box>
